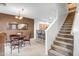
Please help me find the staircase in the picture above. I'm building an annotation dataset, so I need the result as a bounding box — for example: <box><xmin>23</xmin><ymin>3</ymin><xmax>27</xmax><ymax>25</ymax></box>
<box><xmin>48</xmin><ymin>12</ymin><xmax>75</xmax><ymax>56</ymax></box>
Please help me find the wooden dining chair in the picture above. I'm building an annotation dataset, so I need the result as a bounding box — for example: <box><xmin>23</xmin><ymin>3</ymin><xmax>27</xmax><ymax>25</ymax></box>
<box><xmin>23</xmin><ymin>33</ymin><xmax>31</xmax><ymax>46</ymax></box>
<box><xmin>9</xmin><ymin>35</ymin><xmax>20</xmax><ymax>54</ymax></box>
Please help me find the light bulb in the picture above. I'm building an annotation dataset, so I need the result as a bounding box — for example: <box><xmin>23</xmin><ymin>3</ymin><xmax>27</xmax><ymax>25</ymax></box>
<box><xmin>19</xmin><ymin>16</ymin><xmax>23</xmax><ymax>20</ymax></box>
<box><xmin>15</xmin><ymin>16</ymin><xmax>18</xmax><ymax>19</ymax></box>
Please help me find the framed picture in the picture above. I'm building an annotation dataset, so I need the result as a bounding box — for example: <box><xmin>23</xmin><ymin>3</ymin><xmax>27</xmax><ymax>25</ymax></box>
<box><xmin>18</xmin><ymin>23</ymin><xmax>28</xmax><ymax>30</ymax></box>
<box><xmin>8</xmin><ymin>22</ymin><xmax>28</xmax><ymax>30</ymax></box>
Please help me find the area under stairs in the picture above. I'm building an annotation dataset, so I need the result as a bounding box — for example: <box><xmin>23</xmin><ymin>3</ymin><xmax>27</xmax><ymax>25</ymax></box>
<box><xmin>48</xmin><ymin>12</ymin><xmax>75</xmax><ymax>56</ymax></box>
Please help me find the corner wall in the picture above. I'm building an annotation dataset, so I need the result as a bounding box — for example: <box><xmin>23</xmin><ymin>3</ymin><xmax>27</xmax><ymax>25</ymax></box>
<box><xmin>45</xmin><ymin>3</ymin><xmax>68</xmax><ymax>55</ymax></box>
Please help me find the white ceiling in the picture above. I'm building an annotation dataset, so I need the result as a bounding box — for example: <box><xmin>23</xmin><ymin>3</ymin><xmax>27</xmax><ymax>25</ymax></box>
<box><xmin>0</xmin><ymin>3</ymin><xmax>57</xmax><ymax>20</ymax></box>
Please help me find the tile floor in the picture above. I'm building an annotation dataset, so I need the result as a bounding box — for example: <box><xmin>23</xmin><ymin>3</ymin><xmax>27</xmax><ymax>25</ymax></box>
<box><xmin>5</xmin><ymin>38</ymin><xmax>45</xmax><ymax>56</ymax></box>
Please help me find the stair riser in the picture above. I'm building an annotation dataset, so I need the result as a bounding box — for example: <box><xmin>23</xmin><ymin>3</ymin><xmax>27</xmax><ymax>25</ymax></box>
<box><xmin>65</xmin><ymin>21</ymin><xmax>73</xmax><ymax>23</ymax></box>
<box><xmin>58</xmin><ymin>35</ymin><xmax>73</xmax><ymax>39</ymax></box>
<box><xmin>62</xmin><ymin>25</ymin><xmax>72</xmax><ymax>26</ymax></box>
<box><xmin>60</xmin><ymin>29</ymin><xmax>71</xmax><ymax>31</ymax></box>
<box><xmin>65</xmin><ymin>20</ymin><xmax>73</xmax><ymax>21</ymax></box>
<box><xmin>62</xmin><ymin>25</ymin><xmax>72</xmax><ymax>28</ymax></box>
<box><xmin>60</xmin><ymin>28</ymin><xmax>71</xmax><ymax>31</ymax></box>
<box><xmin>61</xmin><ymin>26</ymin><xmax>72</xmax><ymax>28</ymax></box>
<box><xmin>62</xmin><ymin>26</ymin><xmax>72</xmax><ymax>28</ymax></box>
<box><xmin>64</xmin><ymin>22</ymin><xmax>73</xmax><ymax>24</ymax></box>
<box><xmin>48</xmin><ymin>52</ymin><xmax>56</xmax><ymax>56</ymax></box>
<box><xmin>56</xmin><ymin>38</ymin><xmax>73</xmax><ymax>44</ymax></box>
<box><xmin>63</xmin><ymin>23</ymin><xmax>72</xmax><ymax>25</ymax></box>
<box><xmin>62</xmin><ymin>25</ymin><xmax>72</xmax><ymax>27</ymax></box>
<box><xmin>64</xmin><ymin>21</ymin><xmax>73</xmax><ymax>23</ymax></box>
<box><xmin>59</xmin><ymin>32</ymin><xmax>71</xmax><ymax>34</ymax></box>
<box><xmin>51</xmin><ymin>46</ymin><xmax>73</xmax><ymax>56</ymax></box>
<box><xmin>48</xmin><ymin>49</ymin><xmax>64</xmax><ymax>56</ymax></box>
<box><xmin>64</xmin><ymin>24</ymin><xmax>72</xmax><ymax>26</ymax></box>
<box><xmin>60</xmin><ymin>30</ymin><xmax>71</xmax><ymax>32</ymax></box>
<box><xmin>53</xmin><ymin>42</ymin><xmax>73</xmax><ymax>50</ymax></box>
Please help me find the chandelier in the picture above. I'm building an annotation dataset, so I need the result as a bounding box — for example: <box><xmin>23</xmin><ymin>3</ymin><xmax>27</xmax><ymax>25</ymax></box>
<box><xmin>15</xmin><ymin>8</ymin><xmax>24</xmax><ymax>20</ymax></box>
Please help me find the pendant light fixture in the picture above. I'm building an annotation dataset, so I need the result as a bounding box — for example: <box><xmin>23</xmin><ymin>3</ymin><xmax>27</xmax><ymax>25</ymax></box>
<box><xmin>15</xmin><ymin>8</ymin><xmax>24</xmax><ymax>20</ymax></box>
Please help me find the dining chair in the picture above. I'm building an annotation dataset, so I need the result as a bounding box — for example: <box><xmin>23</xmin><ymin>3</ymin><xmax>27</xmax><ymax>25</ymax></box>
<box><xmin>9</xmin><ymin>35</ymin><xmax>20</xmax><ymax>54</ymax></box>
<box><xmin>23</xmin><ymin>33</ymin><xmax>31</xmax><ymax>46</ymax></box>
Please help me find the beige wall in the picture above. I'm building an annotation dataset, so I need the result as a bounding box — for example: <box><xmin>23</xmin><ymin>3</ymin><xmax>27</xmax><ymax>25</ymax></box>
<box><xmin>0</xmin><ymin>13</ymin><xmax>34</xmax><ymax>40</ymax></box>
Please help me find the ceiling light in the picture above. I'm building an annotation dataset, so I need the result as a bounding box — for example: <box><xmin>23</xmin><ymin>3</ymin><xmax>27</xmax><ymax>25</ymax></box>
<box><xmin>19</xmin><ymin>16</ymin><xmax>23</xmax><ymax>20</ymax></box>
<box><xmin>15</xmin><ymin>16</ymin><xmax>18</xmax><ymax>19</ymax></box>
<box><xmin>15</xmin><ymin>8</ymin><xmax>24</xmax><ymax>20</ymax></box>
